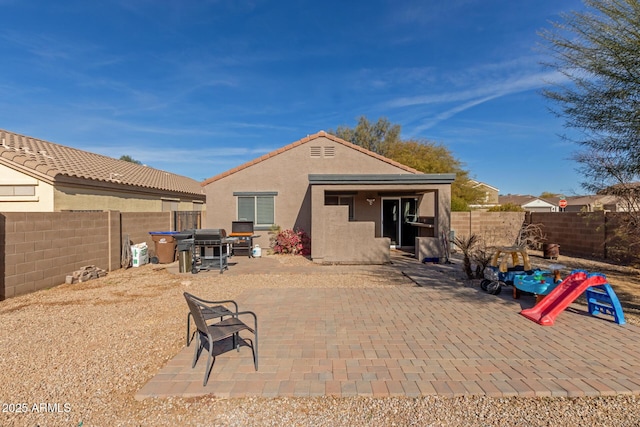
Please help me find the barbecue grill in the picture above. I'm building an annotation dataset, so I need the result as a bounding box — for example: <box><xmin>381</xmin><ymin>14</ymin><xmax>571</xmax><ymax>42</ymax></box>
<box><xmin>229</xmin><ymin>221</ymin><xmax>255</xmax><ymax>257</ymax></box>
<box><xmin>191</xmin><ymin>228</ymin><xmax>232</xmax><ymax>273</ymax></box>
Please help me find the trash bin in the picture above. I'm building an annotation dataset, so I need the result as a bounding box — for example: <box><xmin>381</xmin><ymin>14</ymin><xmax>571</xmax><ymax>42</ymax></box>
<box><xmin>149</xmin><ymin>231</ymin><xmax>179</xmax><ymax>264</ymax></box>
<box><xmin>542</xmin><ymin>243</ymin><xmax>560</xmax><ymax>260</ymax></box>
<box><xmin>178</xmin><ymin>249</ymin><xmax>192</xmax><ymax>273</ymax></box>
<box><xmin>174</xmin><ymin>231</ymin><xmax>194</xmax><ymax>272</ymax></box>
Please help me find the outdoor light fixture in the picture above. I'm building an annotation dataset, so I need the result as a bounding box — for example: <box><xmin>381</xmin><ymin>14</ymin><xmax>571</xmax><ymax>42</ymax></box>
<box><xmin>366</xmin><ymin>198</ymin><xmax>376</xmax><ymax>205</ymax></box>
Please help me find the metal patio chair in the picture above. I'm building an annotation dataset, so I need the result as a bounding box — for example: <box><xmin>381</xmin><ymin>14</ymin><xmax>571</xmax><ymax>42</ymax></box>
<box><xmin>185</xmin><ymin>294</ymin><xmax>237</xmax><ymax>346</ymax></box>
<box><xmin>183</xmin><ymin>292</ymin><xmax>258</xmax><ymax>386</ymax></box>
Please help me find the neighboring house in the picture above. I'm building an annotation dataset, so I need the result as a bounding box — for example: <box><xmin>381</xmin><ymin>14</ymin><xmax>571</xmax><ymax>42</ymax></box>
<box><xmin>563</xmin><ymin>195</ymin><xmax>622</xmax><ymax>212</ymax></box>
<box><xmin>202</xmin><ymin>131</ymin><xmax>455</xmax><ymax>264</ymax></box>
<box><xmin>498</xmin><ymin>195</ymin><xmax>559</xmax><ymax>212</ymax></box>
<box><xmin>0</xmin><ymin>129</ymin><xmax>205</xmax><ymax>213</ymax></box>
<box><xmin>468</xmin><ymin>180</ymin><xmax>499</xmax><ymax>210</ymax></box>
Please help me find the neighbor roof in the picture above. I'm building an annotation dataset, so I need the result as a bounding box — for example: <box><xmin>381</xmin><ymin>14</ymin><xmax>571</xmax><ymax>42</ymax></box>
<box><xmin>498</xmin><ymin>195</ymin><xmax>539</xmax><ymax>206</ymax></box>
<box><xmin>202</xmin><ymin>131</ymin><xmax>422</xmax><ymax>185</ymax></box>
<box><xmin>0</xmin><ymin>129</ymin><xmax>204</xmax><ymax>196</ymax></box>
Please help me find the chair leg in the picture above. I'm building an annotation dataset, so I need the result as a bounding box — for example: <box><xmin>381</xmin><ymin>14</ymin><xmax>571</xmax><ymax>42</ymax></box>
<box><xmin>192</xmin><ymin>333</ymin><xmax>202</xmax><ymax>369</ymax></box>
<box><xmin>203</xmin><ymin>339</ymin><xmax>215</xmax><ymax>386</ymax></box>
<box><xmin>186</xmin><ymin>312</ymin><xmax>192</xmax><ymax>346</ymax></box>
<box><xmin>254</xmin><ymin>332</ymin><xmax>258</xmax><ymax>371</ymax></box>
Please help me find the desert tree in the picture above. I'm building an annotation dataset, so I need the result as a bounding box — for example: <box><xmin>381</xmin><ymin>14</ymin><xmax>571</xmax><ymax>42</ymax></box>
<box><xmin>541</xmin><ymin>0</ymin><xmax>640</xmax><ymax>257</ymax></box>
<box><xmin>331</xmin><ymin>116</ymin><xmax>484</xmax><ymax>210</ymax></box>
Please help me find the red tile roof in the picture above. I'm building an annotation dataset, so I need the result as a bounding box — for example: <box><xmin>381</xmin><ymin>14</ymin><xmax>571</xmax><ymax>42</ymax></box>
<box><xmin>0</xmin><ymin>129</ymin><xmax>204</xmax><ymax>196</ymax></box>
<box><xmin>202</xmin><ymin>131</ymin><xmax>421</xmax><ymax>185</ymax></box>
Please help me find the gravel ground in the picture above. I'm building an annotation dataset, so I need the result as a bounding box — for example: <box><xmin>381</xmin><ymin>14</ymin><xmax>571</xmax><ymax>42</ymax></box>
<box><xmin>1</xmin><ymin>253</ymin><xmax>639</xmax><ymax>426</ymax></box>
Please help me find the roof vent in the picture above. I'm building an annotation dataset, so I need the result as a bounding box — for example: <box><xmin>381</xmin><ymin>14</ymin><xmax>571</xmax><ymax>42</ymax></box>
<box><xmin>324</xmin><ymin>146</ymin><xmax>335</xmax><ymax>158</ymax></box>
<box><xmin>310</xmin><ymin>146</ymin><xmax>321</xmax><ymax>158</ymax></box>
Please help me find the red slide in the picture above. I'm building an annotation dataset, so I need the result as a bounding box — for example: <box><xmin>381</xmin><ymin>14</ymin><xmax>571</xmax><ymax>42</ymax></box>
<box><xmin>520</xmin><ymin>271</ymin><xmax>607</xmax><ymax>326</ymax></box>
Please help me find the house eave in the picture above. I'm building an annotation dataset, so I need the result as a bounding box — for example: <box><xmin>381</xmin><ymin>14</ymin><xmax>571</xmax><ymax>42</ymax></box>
<box><xmin>308</xmin><ymin>174</ymin><xmax>456</xmax><ymax>185</ymax></box>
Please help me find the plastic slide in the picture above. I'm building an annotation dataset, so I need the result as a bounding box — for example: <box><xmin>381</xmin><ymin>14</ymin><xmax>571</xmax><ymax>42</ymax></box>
<box><xmin>520</xmin><ymin>271</ymin><xmax>608</xmax><ymax>326</ymax></box>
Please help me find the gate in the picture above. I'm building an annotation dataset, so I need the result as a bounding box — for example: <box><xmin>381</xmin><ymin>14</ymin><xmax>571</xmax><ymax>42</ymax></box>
<box><xmin>174</xmin><ymin>211</ymin><xmax>201</xmax><ymax>231</ymax></box>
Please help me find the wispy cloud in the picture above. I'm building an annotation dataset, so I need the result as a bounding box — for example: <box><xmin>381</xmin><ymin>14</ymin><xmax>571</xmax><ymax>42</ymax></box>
<box><xmin>386</xmin><ymin>69</ymin><xmax>562</xmax><ymax>109</ymax></box>
<box><xmin>384</xmin><ymin>65</ymin><xmax>568</xmax><ymax>132</ymax></box>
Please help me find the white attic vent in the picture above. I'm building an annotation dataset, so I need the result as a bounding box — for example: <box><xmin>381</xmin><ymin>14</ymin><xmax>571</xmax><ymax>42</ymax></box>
<box><xmin>323</xmin><ymin>146</ymin><xmax>335</xmax><ymax>158</ymax></box>
<box><xmin>310</xmin><ymin>146</ymin><xmax>321</xmax><ymax>158</ymax></box>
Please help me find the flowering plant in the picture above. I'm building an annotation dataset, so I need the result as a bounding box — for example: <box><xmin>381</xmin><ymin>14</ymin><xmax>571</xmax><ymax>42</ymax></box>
<box><xmin>270</xmin><ymin>227</ymin><xmax>310</xmax><ymax>255</ymax></box>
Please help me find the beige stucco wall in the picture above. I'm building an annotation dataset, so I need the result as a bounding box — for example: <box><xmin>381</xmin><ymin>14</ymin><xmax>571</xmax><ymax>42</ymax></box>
<box><xmin>204</xmin><ymin>136</ymin><xmax>413</xmax><ymax>247</ymax></box>
<box><xmin>310</xmin><ymin>192</ymin><xmax>391</xmax><ymax>264</ymax></box>
<box><xmin>0</xmin><ymin>164</ymin><xmax>55</xmax><ymax>211</ymax></box>
<box><xmin>310</xmin><ymin>183</ymin><xmax>451</xmax><ymax>262</ymax></box>
<box><xmin>54</xmin><ymin>185</ymin><xmax>202</xmax><ymax>212</ymax></box>
<box><xmin>0</xmin><ymin>164</ymin><xmax>204</xmax><ymax>213</ymax></box>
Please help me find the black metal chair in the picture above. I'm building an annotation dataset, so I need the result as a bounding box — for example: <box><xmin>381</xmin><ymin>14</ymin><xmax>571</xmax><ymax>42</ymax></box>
<box><xmin>183</xmin><ymin>292</ymin><xmax>258</xmax><ymax>386</ymax></box>
<box><xmin>185</xmin><ymin>295</ymin><xmax>236</xmax><ymax>346</ymax></box>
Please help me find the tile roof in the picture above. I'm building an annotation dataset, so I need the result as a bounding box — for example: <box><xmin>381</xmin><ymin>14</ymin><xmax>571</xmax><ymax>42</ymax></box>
<box><xmin>0</xmin><ymin>129</ymin><xmax>204</xmax><ymax>197</ymax></box>
<box><xmin>498</xmin><ymin>194</ymin><xmax>539</xmax><ymax>206</ymax></box>
<box><xmin>201</xmin><ymin>131</ymin><xmax>422</xmax><ymax>185</ymax></box>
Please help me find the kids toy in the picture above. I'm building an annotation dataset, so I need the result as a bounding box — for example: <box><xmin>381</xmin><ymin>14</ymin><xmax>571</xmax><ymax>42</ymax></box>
<box><xmin>520</xmin><ymin>271</ymin><xmax>626</xmax><ymax>326</ymax></box>
<box><xmin>513</xmin><ymin>263</ymin><xmax>565</xmax><ymax>302</ymax></box>
<box><xmin>481</xmin><ymin>246</ymin><xmax>533</xmax><ymax>295</ymax></box>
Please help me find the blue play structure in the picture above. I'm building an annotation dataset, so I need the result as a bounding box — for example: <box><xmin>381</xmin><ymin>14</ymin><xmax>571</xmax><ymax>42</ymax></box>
<box><xmin>585</xmin><ymin>283</ymin><xmax>626</xmax><ymax>325</ymax></box>
<box><xmin>514</xmin><ymin>269</ymin><xmax>626</xmax><ymax>325</ymax></box>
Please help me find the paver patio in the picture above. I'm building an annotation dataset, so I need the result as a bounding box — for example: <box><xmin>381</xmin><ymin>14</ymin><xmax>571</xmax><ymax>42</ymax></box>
<box><xmin>136</xmin><ymin>254</ymin><xmax>640</xmax><ymax>400</ymax></box>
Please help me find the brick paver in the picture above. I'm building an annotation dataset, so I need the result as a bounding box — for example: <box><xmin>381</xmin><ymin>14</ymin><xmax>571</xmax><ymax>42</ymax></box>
<box><xmin>135</xmin><ymin>254</ymin><xmax>640</xmax><ymax>400</ymax></box>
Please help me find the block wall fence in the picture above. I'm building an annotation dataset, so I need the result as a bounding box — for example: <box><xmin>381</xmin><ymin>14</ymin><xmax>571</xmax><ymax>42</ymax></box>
<box><xmin>451</xmin><ymin>211</ymin><xmax>628</xmax><ymax>261</ymax></box>
<box><xmin>1</xmin><ymin>211</ymin><xmax>173</xmax><ymax>300</ymax></box>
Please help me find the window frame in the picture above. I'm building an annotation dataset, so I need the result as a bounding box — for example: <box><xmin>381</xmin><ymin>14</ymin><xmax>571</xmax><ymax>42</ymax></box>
<box><xmin>234</xmin><ymin>191</ymin><xmax>277</xmax><ymax>229</ymax></box>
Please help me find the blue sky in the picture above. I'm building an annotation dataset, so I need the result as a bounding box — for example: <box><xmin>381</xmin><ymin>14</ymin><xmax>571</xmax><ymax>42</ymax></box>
<box><xmin>0</xmin><ymin>0</ymin><xmax>588</xmax><ymax>196</ymax></box>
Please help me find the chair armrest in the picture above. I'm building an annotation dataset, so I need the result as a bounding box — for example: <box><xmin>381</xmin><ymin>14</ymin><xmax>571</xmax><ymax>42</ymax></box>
<box><xmin>189</xmin><ymin>295</ymin><xmax>239</xmax><ymax>314</ymax></box>
<box><xmin>235</xmin><ymin>311</ymin><xmax>258</xmax><ymax>334</ymax></box>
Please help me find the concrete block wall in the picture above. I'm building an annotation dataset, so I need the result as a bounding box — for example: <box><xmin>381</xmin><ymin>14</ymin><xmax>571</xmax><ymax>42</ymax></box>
<box><xmin>121</xmin><ymin>212</ymin><xmax>173</xmax><ymax>259</ymax></box>
<box><xmin>1</xmin><ymin>212</ymin><xmax>110</xmax><ymax>300</ymax></box>
<box><xmin>1</xmin><ymin>211</ymin><xmax>174</xmax><ymax>300</ymax></box>
<box><xmin>451</xmin><ymin>212</ymin><xmax>526</xmax><ymax>247</ymax></box>
<box><xmin>451</xmin><ymin>211</ymin><xmax>614</xmax><ymax>260</ymax></box>
<box><xmin>529</xmin><ymin>212</ymin><xmax>606</xmax><ymax>259</ymax></box>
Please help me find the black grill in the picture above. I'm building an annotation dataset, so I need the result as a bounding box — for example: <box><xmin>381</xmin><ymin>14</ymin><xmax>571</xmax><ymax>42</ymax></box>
<box><xmin>193</xmin><ymin>228</ymin><xmax>227</xmax><ymax>244</ymax></box>
<box><xmin>189</xmin><ymin>229</ymin><xmax>230</xmax><ymax>274</ymax></box>
<box><xmin>231</xmin><ymin>221</ymin><xmax>254</xmax><ymax>234</ymax></box>
<box><xmin>229</xmin><ymin>221</ymin><xmax>255</xmax><ymax>257</ymax></box>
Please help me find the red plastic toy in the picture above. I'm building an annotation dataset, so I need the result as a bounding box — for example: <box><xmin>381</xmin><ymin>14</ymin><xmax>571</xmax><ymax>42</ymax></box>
<box><xmin>520</xmin><ymin>271</ymin><xmax>607</xmax><ymax>326</ymax></box>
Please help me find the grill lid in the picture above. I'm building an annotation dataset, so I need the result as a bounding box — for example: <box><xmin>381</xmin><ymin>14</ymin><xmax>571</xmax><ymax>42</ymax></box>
<box><xmin>193</xmin><ymin>228</ymin><xmax>227</xmax><ymax>241</ymax></box>
<box><xmin>231</xmin><ymin>221</ymin><xmax>254</xmax><ymax>233</ymax></box>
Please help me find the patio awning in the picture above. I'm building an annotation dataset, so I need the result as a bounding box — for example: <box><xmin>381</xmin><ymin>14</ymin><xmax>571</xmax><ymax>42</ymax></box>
<box><xmin>308</xmin><ymin>173</ymin><xmax>456</xmax><ymax>185</ymax></box>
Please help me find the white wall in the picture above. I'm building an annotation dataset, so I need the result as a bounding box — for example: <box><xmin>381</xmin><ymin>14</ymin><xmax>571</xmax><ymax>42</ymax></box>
<box><xmin>0</xmin><ymin>164</ymin><xmax>55</xmax><ymax>211</ymax></box>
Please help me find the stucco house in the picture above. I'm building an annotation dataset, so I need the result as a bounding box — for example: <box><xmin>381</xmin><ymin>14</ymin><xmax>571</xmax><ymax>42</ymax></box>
<box><xmin>563</xmin><ymin>195</ymin><xmax>622</xmax><ymax>212</ymax></box>
<box><xmin>468</xmin><ymin>179</ymin><xmax>499</xmax><ymax>210</ymax></box>
<box><xmin>202</xmin><ymin>131</ymin><xmax>455</xmax><ymax>264</ymax></box>
<box><xmin>0</xmin><ymin>129</ymin><xmax>205</xmax><ymax>213</ymax></box>
<box><xmin>498</xmin><ymin>195</ymin><xmax>559</xmax><ymax>212</ymax></box>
